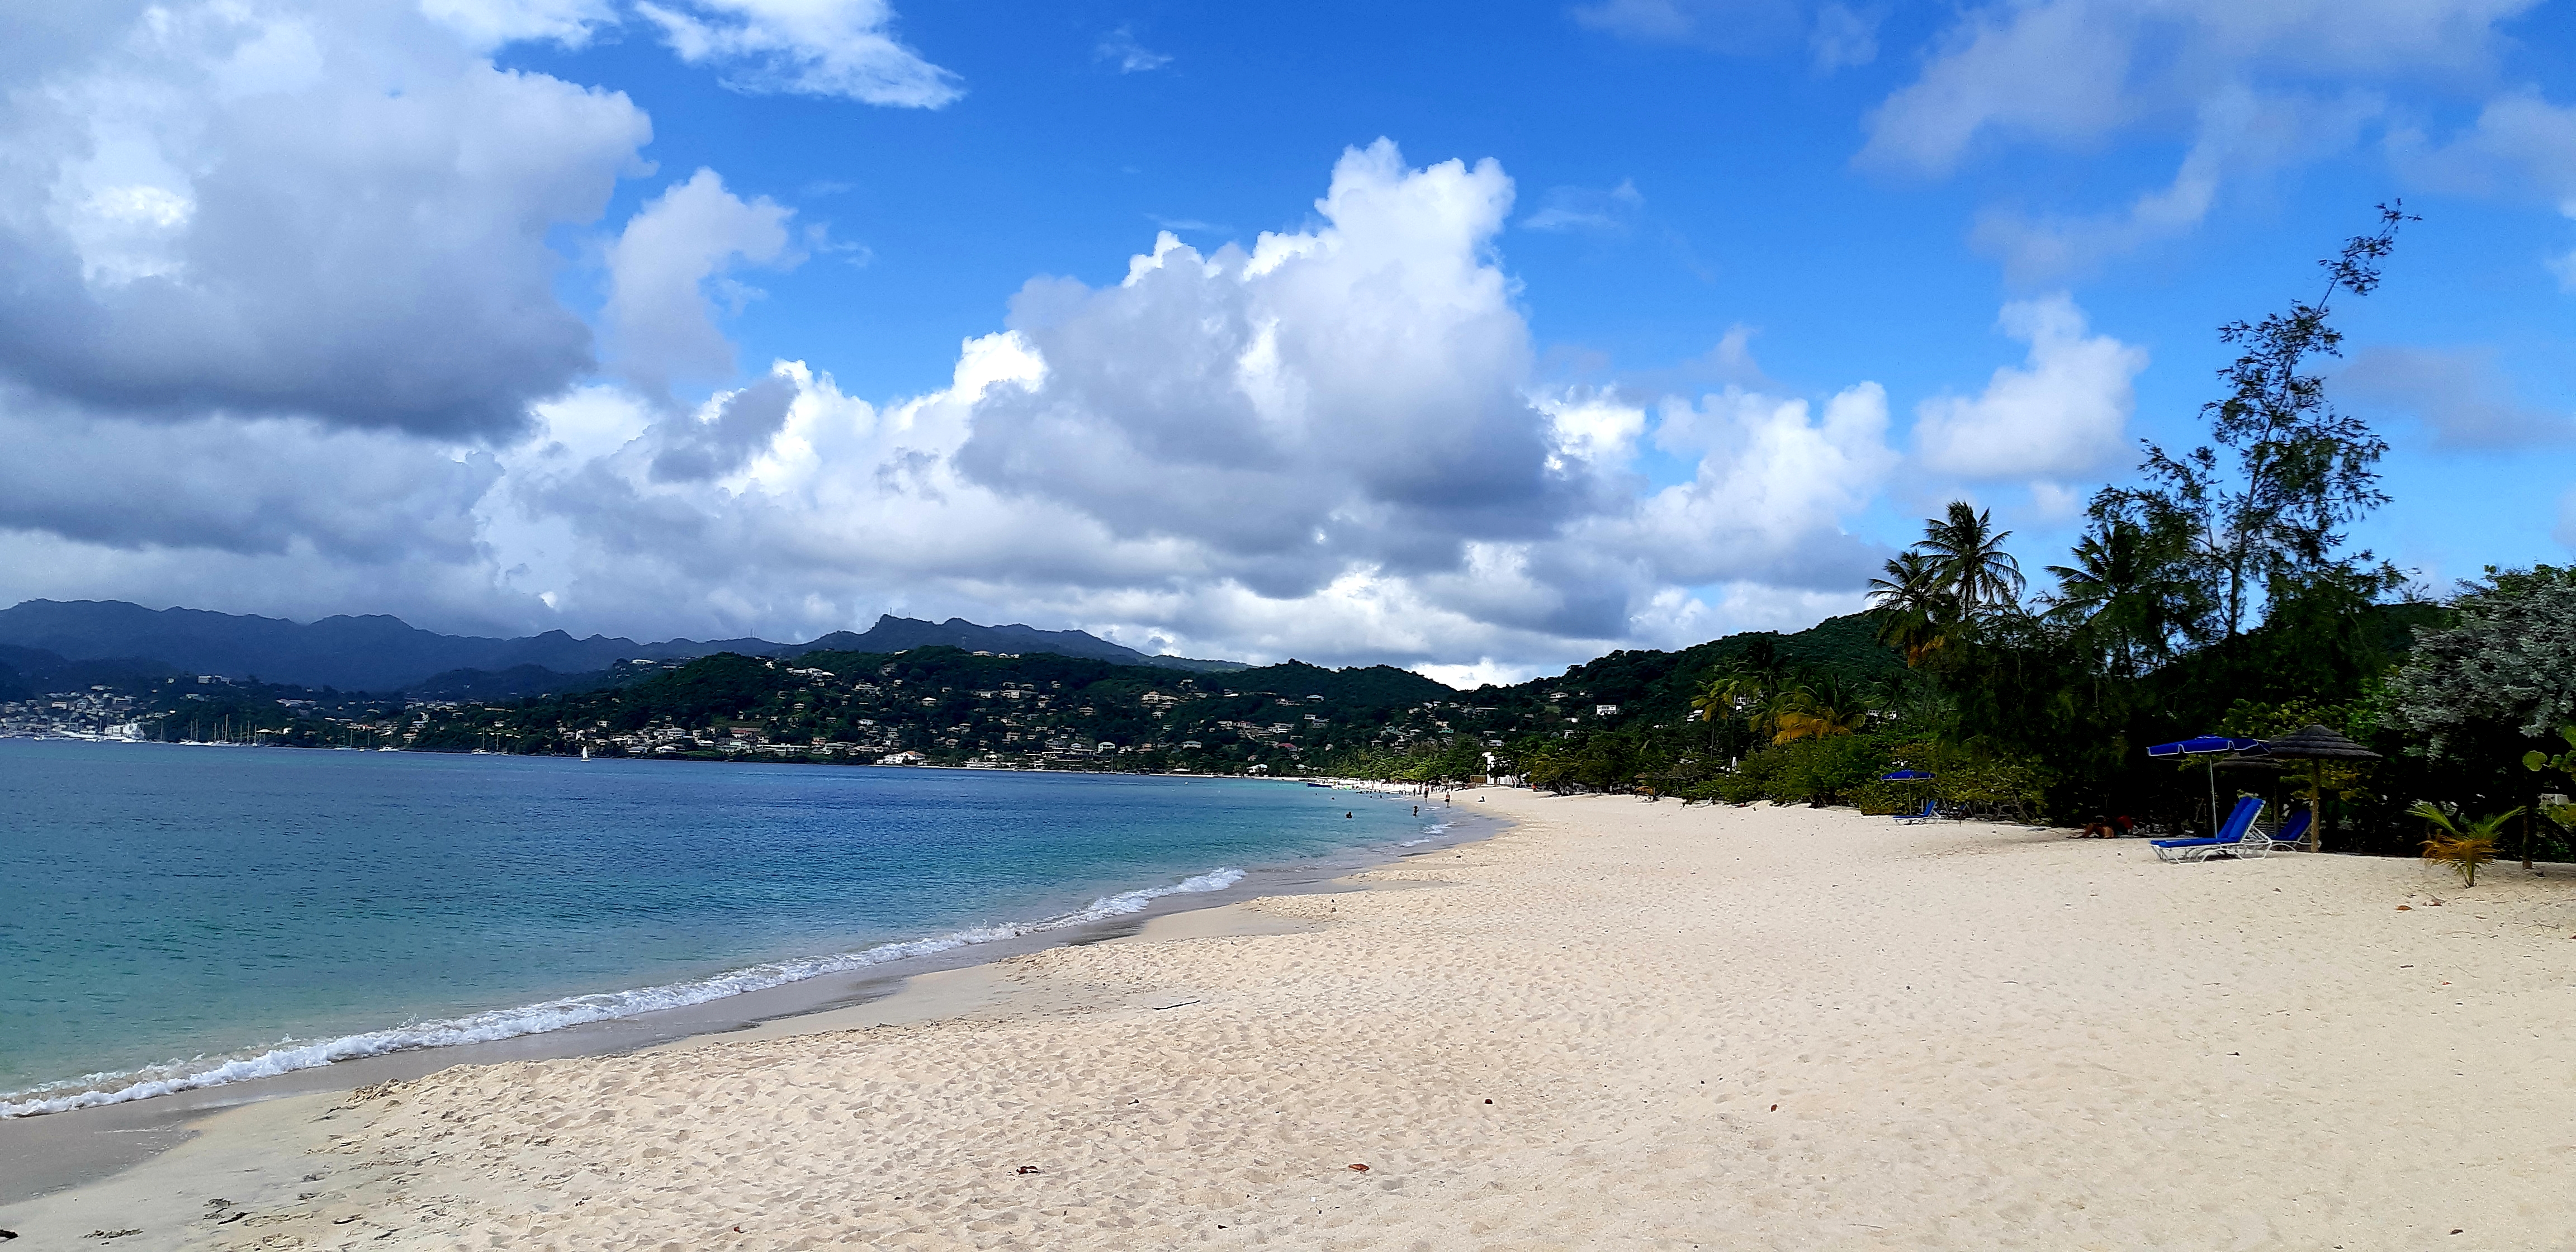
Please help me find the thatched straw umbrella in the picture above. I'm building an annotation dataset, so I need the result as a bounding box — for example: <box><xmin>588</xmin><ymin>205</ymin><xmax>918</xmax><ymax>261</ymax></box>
<box><xmin>2256</xmin><ymin>725</ymin><xmax>2381</xmax><ymax>852</ymax></box>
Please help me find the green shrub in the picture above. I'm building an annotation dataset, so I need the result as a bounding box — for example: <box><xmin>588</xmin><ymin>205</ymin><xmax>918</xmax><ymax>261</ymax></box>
<box><xmin>1846</xmin><ymin>780</ymin><xmax>1920</xmax><ymax>815</ymax></box>
<box><xmin>1770</xmin><ymin>736</ymin><xmax>1891</xmax><ymax>805</ymax></box>
<box><xmin>1938</xmin><ymin>754</ymin><xmax>2053</xmax><ymax>823</ymax></box>
<box><xmin>1710</xmin><ymin>772</ymin><xmax>1765</xmax><ymax>804</ymax></box>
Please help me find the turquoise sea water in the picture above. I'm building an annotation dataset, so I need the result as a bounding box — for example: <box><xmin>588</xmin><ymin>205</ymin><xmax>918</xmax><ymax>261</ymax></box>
<box><xmin>0</xmin><ymin>739</ymin><xmax>1438</xmax><ymax>1115</ymax></box>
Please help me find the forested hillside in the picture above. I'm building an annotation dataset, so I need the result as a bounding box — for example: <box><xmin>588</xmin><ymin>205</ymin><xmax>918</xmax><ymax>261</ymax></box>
<box><xmin>405</xmin><ymin>646</ymin><xmax>1464</xmax><ymax>774</ymax></box>
<box><xmin>1470</xmin><ymin>613</ymin><xmax>1899</xmax><ymax>726</ymax></box>
<box><xmin>393</xmin><ymin>613</ymin><xmax>1893</xmax><ymax>777</ymax></box>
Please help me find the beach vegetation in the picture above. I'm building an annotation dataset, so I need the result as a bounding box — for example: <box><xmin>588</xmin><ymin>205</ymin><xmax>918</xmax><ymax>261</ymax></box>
<box><xmin>2526</xmin><ymin>726</ymin><xmax>2576</xmax><ymax>784</ymax></box>
<box><xmin>2411</xmin><ymin>802</ymin><xmax>2517</xmax><ymax>887</ymax></box>
<box><xmin>2039</xmin><ymin>516</ymin><xmax>2204</xmax><ymax>678</ymax></box>
<box><xmin>2385</xmin><ymin>566</ymin><xmax>2576</xmax><ymax>761</ymax></box>
<box><xmin>2528</xmin><ymin>727</ymin><xmax>2576</xmax><ymax>836</ymax></box>
<box><xmin>1756</xmin><ymin>735</ymin><xmax>1887</xmax><ymax>807</ymax></box>
<box><xmin>2383</xmin><ymin>565</ymin><xmax>2576</xmax><ymax>860</ymax></box>
<box><xmin>1865</xmin><ymin>549</ymin><xmax>1950</xmax><ymax>667</ymax></box>
<box><xmin>1768</xmin><ymin>677</ymin><xmax>1871</xmax><ymax>744</ymax></box>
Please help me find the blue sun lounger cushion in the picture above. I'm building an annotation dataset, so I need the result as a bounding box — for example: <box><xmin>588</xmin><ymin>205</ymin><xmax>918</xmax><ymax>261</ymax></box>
<box><xmin>2150</xmin><ymin>796</ymin><xmax>2266</xmax><ymax>863</ymax></box>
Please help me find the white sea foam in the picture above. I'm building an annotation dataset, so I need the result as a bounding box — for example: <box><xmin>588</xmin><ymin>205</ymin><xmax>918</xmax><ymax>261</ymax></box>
<box><xmin>1398</xmin><ymin>821</ymin><xmax>1452</xmax><ymax>846</ymax></box>
<box><xmin>0</xmin><ymin>866</ymin><xmax>1247</xmax><ymax>1118</ymax></box>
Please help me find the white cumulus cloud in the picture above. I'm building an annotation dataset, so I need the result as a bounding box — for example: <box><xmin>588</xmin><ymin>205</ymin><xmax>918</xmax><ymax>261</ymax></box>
<box><xmin>604</xmin><ymin>169</ymin><xmax>801</xmax><ymax>404</ymax></box>
<box><xmin>1613</xmin><ymin>382</ymin><xmax>1897</xmax><ymax>588</ymax></box>
<box><xmin>952</xmin><ymin>141</ymin><xmax>1582</xmax><ymax>596</ymax></box>
<box><xmin>1911</xmin><ymin>295</ymin><xmax>2147</xmax><ymax>482</ymax></box>
<box><xmin>0</xmin><ymin>0</ymin><xmax>651</xmax><ymax>438</ymax></box>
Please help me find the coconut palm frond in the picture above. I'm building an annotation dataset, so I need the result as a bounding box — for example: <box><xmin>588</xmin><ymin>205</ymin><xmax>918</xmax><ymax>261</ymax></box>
<box><xmin>2411</xmin><ymin>800</ymin><xmax>2521</xmax><ymax>888</ymax></box>
<box><xmin>1917</xmin><ymin>501</ymin><xmax>2025</xmax><ymax>616</ymax></box>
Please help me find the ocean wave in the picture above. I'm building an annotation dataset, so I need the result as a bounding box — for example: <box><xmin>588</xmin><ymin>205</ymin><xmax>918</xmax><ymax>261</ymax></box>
<box><xmin>0</xmin><ymin>866</ymin><xmax>1247</xmax><ymax>1119</ymax></box>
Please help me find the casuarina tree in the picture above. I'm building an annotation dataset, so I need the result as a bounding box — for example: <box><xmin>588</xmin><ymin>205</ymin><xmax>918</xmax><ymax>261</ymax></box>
<box><xmin>2093</xmin><ymin>204</ymin><xmax>2416</xmax><ymax>641</ymax></box>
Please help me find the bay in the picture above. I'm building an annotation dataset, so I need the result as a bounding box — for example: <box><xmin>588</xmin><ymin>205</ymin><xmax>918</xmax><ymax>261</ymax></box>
<box><xmin>0</xmin><ymin>739</ymin><xmax>1436</xmax><ymax>1114</ymax></box>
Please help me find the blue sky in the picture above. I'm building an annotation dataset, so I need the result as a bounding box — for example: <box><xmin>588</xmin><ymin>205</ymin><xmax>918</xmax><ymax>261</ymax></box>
<box><xmin>1</xmin><ymin>0</ymin><xmax>2571</xmax><ymax>680</ymax></box>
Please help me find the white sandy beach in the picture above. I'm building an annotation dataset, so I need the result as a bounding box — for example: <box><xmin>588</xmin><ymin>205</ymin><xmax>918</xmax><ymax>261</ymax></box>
<box><xmin>10</xmin><ymin>789</ymin><xmax>2576</xmax><ymax>1250</ymax></box>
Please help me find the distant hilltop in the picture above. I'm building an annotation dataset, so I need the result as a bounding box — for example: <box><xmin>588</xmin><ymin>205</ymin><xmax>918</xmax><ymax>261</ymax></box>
<box><xmin>794</xmin><ymin>618</ymin><xmax>1244</xmax><ymax>676</ymax></box>
<box><xmin>0</xmin><ymin>600</ymin><xmax>1245</xmax><ymax>696</ymax></box>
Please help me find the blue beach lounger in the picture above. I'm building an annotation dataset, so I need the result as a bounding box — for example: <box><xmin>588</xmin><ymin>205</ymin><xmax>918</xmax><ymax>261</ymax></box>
<box><xmin>1893</xmin><ymin>798</ymin><xmax>1939</xmax><ymax>824</ymax></box>
<box><xmin>2264</xmin><ymin>808</ymin><xmax>2313</xmax><ymax>853</ymax></box>
<box><xmin>2151</xmin><ymin>796</ymin><xmax>2266</xmax><ymax>863</ymax></box>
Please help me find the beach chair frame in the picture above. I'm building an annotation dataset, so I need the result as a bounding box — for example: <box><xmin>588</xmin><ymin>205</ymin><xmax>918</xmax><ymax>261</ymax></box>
<box><xmin>2151</xmin><ymin>796</ymin><xmax>2266</xmax><ymax>863</ymax></box>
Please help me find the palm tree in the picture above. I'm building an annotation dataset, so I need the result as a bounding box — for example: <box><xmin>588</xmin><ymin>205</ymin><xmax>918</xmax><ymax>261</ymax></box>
<box><xmin>1696</xmin><ymin>667</ymin><xmax>1783</xmax><ymax>741</ymax></box>
<box><xmin>2042</xmin><ymin>518</ymin><xmax>2195</xmax><ymax>676</ymax></box>
<box><xmin>1917</xmin><ymin>501</ymin><xmax>2025</xmax><ymax>616</ymax></box>
<box><xmin>1770</xmin><ymin>679</ymin><xmax>1871</xmax><ymax>744</ymax></box>
<box><xmin>1689</xmin><ymin>675</ymin><xmax>1735</xmax><ymax>731</ymax></box>
<box><xmin>1694</xmin><ymin>638</ymin><xmax>1792</xmax><ymax>741</ymax></box>
<box><xmin>1871</xmin><ymin>667</ymin><xmax>1956</xmax><ymax>736</ymax></box>
<box><xmin>1689</xmin><ymin>674</ymin><xmax>1729</xmax><ymax>746</ymax></box>
<box><xmin>1867</xmin><ymin>549</ymin><xmax>1953</xmax><ymax>666</ymax></box>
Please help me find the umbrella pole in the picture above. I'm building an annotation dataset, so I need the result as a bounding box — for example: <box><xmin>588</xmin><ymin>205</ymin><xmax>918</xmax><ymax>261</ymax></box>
<box><xmin>2208</xmin><ymin>760</ymin><xmax>2219</xmax><ymax>837</ymax></box>
<box><xmin>2309</xmin><ymin>760</ymin><xmax>2324</xmax><ymax>853</ymax></box>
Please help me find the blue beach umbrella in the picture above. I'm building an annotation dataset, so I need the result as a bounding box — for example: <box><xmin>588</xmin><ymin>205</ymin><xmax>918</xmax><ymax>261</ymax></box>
<box><xmin>2147</xmin><ymin>736</ymin><xmax>2262</xmax><ymax>758</ymax></box>
<box><xmin>1881</xmin><ymin>769</ymin><xmax>1936</xmax><ymax>815</ymax></box>
<box><xmin>2147</xmin><ymin>736</ymin><xmax>2264</xmax><ymax>834</ymax></box>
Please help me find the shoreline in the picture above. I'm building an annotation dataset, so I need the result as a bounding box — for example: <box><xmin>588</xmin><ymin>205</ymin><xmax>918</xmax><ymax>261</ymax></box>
<box><xmin>0</xmin><ymin>780</ymin><xmax>1506</xmax><ymax>1205</ymax></box>
<box><xmin>19</xmin><ymin>791</ymin><xmax>2568</xmax><ymax>1249</ymax></box>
